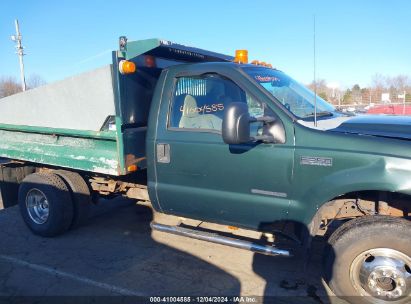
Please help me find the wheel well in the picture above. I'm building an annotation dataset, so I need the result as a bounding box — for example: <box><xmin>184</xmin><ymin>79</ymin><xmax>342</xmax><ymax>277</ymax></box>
<box><xmin>311</xmin><ymin>190</ymin><xmax>411</xmax><ymax>236</ymax></box>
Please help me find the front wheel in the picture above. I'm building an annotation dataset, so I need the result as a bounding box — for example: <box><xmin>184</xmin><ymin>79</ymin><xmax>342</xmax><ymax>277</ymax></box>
<box><xmin>323</xmin><ymin>216</ymin><xmax>411</xmax><ymax>304</ymax></box>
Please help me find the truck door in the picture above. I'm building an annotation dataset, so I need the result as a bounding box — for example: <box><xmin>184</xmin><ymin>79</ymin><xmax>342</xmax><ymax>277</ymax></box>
<box><xmin>151</xmin><ymin>72</ymin><xmax>294</xmax><ymax>230</ymax></box>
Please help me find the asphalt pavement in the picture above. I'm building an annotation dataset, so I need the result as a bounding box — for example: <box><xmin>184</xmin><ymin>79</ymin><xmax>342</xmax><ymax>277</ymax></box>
<box><xmin>0</xmin><ymin>196</ymin><xmax>347</xmax><ymax>303</ymax></box>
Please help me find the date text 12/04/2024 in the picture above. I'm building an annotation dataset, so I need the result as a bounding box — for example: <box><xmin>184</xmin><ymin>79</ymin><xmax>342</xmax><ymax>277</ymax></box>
<box><xmin>149</xmin><ymin>296</ymin><xmax>258</xmax><ymax>303</ymax></box>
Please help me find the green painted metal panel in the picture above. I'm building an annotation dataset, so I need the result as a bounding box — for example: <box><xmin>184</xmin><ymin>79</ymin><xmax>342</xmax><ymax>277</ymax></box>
<box><xmin>0</xmin><ymin>123</ymin><xmax>117</xmax><ymax>140</ymax></box>
<box><xmin>0</xmin><ymin>128</ymin><xmax>120</xmax><ymax>175</ymax></box>
<box><xmin>120</xmin><ymin>38</ymin><xmax>233</xmax><ymax>62</ymax></box>
<box><xmin>290</xmin><ymin>124</ymin><xmax>411</xmax><ymax>225</ymax></box>
<box><xmin>120</xmin><ymin>39</ymin><xmax>161</xmax><ymax>60</ymax></box>
<box><xmin>114</xmin><ymin>116</ymin><xmax>126</xmax><ymax>175</ymax></box>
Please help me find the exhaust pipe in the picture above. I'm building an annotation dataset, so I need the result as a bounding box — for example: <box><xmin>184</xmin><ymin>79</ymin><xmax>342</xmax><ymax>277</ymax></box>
<box><xmin>151</xmin><ymin>222</ymin><xmax>291</xmax><ymax>257</ymax></box>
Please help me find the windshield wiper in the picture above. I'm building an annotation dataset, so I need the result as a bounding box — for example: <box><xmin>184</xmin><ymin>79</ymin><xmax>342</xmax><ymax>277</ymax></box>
<box><xmin>303</xmin><ymin>111</ymin><xmax>333</xmax><ymax>118</ymax></box>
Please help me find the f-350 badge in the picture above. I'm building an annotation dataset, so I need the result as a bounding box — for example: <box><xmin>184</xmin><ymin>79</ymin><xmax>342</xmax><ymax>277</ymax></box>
<box><xmin>300</xmin><ymin>156</ymin><xmax>333</xmax><ymax>167</ymax></box>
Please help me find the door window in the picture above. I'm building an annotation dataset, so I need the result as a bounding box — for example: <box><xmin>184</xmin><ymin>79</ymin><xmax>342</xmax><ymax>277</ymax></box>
<box><xmin>169</xmin><ymin>74</ymin><xmax>243</xmax><ymax>132</ymax></box>
<box><xmin>169</xmin><ymin>74</ymin><xmax>266</xmax><ymax>135</ymax></box>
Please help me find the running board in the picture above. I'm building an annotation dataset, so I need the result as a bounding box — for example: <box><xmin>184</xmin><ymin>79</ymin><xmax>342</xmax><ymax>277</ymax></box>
<box><xmin>150</xmin><ymin>222</ymin><xmax>291</xmax><ymax>257</ymax></box>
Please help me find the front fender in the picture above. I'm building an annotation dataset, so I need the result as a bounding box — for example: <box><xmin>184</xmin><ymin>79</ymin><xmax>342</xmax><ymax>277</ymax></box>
<box><xmin>289</xmin><ymin>155</ymin><xmax>411</xmax><ymax>226</ymax></box>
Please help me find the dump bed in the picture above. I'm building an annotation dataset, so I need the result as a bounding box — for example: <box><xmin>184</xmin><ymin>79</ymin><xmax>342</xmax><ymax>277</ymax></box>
<box><xmin>0</xmin><ymin>38</ymin><xmax>232</xmax><ymax>175</ymax></box>
<box><xmin>0</xmin><ymin>65</ymin><xmax>119</xmax><ymax>175</ymax></box>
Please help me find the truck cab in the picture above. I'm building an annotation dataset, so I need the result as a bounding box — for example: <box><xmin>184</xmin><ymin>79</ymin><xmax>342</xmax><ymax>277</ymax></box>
<box><xmin>147</xmin><ymin>59</ymin><xmax>411</xmax><ymax>230</ymax></box>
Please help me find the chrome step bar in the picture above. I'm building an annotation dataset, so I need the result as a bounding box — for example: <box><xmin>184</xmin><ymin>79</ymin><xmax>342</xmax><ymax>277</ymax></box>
<box><xmin>150</xmin><ymin>222</ymin><xmax>291</xmax><ymax>257</ymax></box>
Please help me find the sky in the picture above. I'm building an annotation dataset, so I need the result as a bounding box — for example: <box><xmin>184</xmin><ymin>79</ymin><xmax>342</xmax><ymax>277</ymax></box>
<box><xmin>0</xmin><ymin>0</ymin><xmax>410</xmax><ymax>89</ymax></box>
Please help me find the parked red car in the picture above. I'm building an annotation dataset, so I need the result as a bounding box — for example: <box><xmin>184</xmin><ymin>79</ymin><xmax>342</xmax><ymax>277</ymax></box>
<box><xmin>367</xmin><ymin>104</ymin><xmax>411</xmax><ymax>115</ymax></box>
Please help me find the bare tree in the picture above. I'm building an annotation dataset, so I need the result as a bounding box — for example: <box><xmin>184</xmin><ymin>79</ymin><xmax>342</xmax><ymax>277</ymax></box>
<box><xmin>370</xmin><ymin>74</ymin><xmax>411</xmax><ymax>103</ymax></box>
<box><xmin>307</xmin><ymin>79</ymin><xmax>328</xmax><ymax>93</ymax></box>
<box><xmin>27</xmin><ymin>74</ymin><xmax>47</xmax><ymax>89</ymax></box>
<box><xmin>390</xmin><ymin>75</ymin><xmax>410</xmax><ymax>92</ymax></box>
<box><xmin>0</xmin><ymin>76</ymin><xmax>22</xmax><ymax>98</ymax></box>
<box><xmin>0</xmin><ymin>74</ymin><xmax>47</xmax><ymax>98</ymax></box>
<box><xmin>371</xmin><ymin>73</ymin><xmax>387</xmax><ymax>90</ymax></box>
<box><xmin>370</xmin><ymin>74</ymin><xmax>387</xmax><ymax>103</ymax></box>
<box><xmin>307</xmin><ymin>79</ymin><xmax>332</xmax><ymax>101</ymax></box>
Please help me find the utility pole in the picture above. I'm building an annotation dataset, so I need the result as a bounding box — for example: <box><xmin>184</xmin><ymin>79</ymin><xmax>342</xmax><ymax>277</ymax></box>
<box><xmin>11</xmin><ymin>19</ymin><xmax>26</xmax><ymax>91</ymax></box>
<box><xmin>403</xmin><ymin>90</ymin><xmax>406</xmax><ymax>115</ymax></box>
<box><xmin>369</xmin><ymin>90</ymin><xmax>372</xmax><ymax>105</ymax></box>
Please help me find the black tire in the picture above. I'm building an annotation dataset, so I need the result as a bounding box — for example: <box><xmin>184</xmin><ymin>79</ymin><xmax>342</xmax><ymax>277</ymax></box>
<box><xmin>53</xmin><ymin>170</ymin><xmax>91</xmax><ymax>229</ymax></box>
<box><xmin>323</xmin><ymin>216</ymin><xmax>411</xmax><ymax>304</ymax></box>
<box><xmin>18</xmin><ymin>173</ymin><xmax>74</xmax><ymax>237</ymax></box>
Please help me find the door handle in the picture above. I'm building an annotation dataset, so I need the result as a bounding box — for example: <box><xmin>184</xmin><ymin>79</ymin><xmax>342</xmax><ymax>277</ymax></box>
<box><xmin>157</xmin><ymin>143</ymin><xmax>170</xmax><ymax>163</ymax></box>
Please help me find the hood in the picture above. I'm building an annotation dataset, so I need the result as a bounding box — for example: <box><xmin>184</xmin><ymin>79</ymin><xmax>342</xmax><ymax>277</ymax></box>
<box><xmin>331</xmin><ymin>115</ymin><xmax>411</xmax><ymax>140</ymax></box>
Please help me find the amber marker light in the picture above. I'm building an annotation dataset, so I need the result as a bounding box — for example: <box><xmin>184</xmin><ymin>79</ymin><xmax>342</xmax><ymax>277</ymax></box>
<box><xmin>234</xmin><ymin>50</ymin><xmax>248</xmax><ymax>64</ymax></box>
<box><xmin>119</xmin><ymin>60</ymin><xmax>136</xmax><ymax>75</ymax></box>
<box><xmin>127</xmin><ymin>164</ymin><xmax>138</xmax><ymax>172</ymax></box>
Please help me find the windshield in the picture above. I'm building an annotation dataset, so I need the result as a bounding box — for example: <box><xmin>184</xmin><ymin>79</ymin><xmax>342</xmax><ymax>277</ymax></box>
<box><xmin>243</xmin><ymin>67</ymin><xmax>337</xmax><ymax>119</ymax></box>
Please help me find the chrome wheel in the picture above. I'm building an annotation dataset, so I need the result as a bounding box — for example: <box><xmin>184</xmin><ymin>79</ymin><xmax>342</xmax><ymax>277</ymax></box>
<box><xmin>25</xmin><ymin>189</ymin><xmax>49</xmax><ymax>224</ymax></box>
<box><xmin>350</xmin><ymin>248</ymin><xmax>411</xmax><ymax>302</ymax></box>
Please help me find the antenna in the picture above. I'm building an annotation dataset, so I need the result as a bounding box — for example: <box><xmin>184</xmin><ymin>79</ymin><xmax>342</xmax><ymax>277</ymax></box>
<box><xmin>11</xmin><ymin>19</ymin><xmax>26</xmax><ymax>91</ymax></box>
<box><xmin>313</xmin><ymin>15</ymin><xmax>317</xmax><ymax>127</ymax></box>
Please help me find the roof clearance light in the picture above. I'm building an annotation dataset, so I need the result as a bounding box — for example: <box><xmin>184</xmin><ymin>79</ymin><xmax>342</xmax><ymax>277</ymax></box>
<box><xmin>234</xmin><ymin>50</ymin><xmax>248</xmax><ymax>64</ymax></box>
<box><xmin>250</xmin><ymin>59</ymin><xmax>273</xmax><ymax>68</ymax></box>
<box><xmin>119</xmin><ymin>60</ymin><xmax>136</xmax><ymax>75</ymax></box>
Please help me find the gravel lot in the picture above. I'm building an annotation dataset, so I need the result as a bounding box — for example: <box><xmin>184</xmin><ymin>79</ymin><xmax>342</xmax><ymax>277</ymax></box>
<box><xmin>0</xmin><ymin>195</ymin><xmax>347</xmax><ymax>303</ymax></box>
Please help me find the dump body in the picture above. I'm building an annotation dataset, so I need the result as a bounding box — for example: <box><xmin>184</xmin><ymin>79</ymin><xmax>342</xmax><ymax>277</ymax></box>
<box><xmin>0</xmin><ymin>39</ymin><xmax>232</xmax><ymax>175</ymax></box>
<box><xmin>0</xmin><ymin>66</ymin><xmax>119</xmax><ymax>175</ymax></box>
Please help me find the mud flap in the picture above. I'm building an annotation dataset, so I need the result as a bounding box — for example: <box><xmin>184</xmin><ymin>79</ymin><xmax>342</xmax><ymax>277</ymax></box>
<box><xmin>0</xmin><ymin>163</ymin><xmax>34</xmax><ymax>209</ymax></box>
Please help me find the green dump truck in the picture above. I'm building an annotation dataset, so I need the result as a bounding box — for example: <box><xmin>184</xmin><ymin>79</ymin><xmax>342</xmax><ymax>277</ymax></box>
<box><xmin>1</xmin><ymin>37</ymin><xmax>411</xmax><ymax>303</ymax></box>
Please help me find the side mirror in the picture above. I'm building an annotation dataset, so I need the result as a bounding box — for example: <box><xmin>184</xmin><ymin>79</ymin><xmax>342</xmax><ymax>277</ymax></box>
<box><xmin>222</xmin><ymin>102</ymin><xmax>251</xmax><ymax>144</ymax></box>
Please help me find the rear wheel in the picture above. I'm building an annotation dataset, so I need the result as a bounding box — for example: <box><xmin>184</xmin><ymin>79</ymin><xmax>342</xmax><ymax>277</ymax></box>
<box><xmin>323</xmin><ymin>216</ymin><xmax>411</xmax><ymax>304</ymax></box>
<box><xmin>18</xmin><ymin>173</ymin><xmax>74</xmax><ymax>237</ymax></box>
<box><xmin>53</xmin><ymin>170</ymin><xmax>91</xmax><ymax>229</ymax></box>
